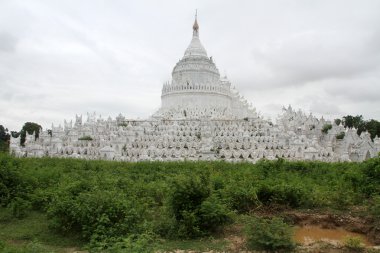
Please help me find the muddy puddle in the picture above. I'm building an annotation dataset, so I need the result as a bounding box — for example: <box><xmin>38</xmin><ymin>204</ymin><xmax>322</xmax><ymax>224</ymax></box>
<box><xmin>294</xmin><ymin>225</ymin><xmax>372</xmax><ymax>246</ymax></box>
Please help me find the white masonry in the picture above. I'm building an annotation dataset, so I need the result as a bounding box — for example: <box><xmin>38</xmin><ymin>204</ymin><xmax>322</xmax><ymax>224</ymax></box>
<box><xmin>10</xmin><ymin>15</ymin><xmax>380</xmax><ymax>162</ymax></box>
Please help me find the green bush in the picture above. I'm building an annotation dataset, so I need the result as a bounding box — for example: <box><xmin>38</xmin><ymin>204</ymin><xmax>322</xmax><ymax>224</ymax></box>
<box><xmin>322</xmin><ymin>124</ymin><xmax>332</xmax><ymax>134</ymax></box>
<box><xmin>91</xmin><ymin>233</ymin><xmax>156</xmax><ymax>253</ymax></box>
<box><xmin>223</xmin><ymin>183</ymin><xmax>260</xmax><ymax>213</ymax></box>
<box><xmin>336</xmin><ymin>132</ymin><xmax>345</xmax><ymax>140</ymax></box>
<box><xmin>343</xmin><ymin>236</ymin><xmax>364</xmax><ymax>252</ymax></box>
<box><xmin>360</xmin><ymin>157</ymin><xmax>380</xmax><ymax>196</ymax></box>
<box><xmin>78</xmin><ymin>136</ymin><xmax>93</xmax><ymax>141</ymax></box>
<box><xmin>369</xmin><ymin>195</ymin><xmax>380</xmax><ymax>226</ymax></box>
<box><xmin>1</xmin><ymin>154</ymin><xmax>380</xmax><ymax>250</ymax></box>
<box><xmin>0</xmin><ymin>181</ymin><xmax>10</xmax><ymax>206</ymax></box>
<box><xmin>244</xmin><ymin>216</ymin><xmax>296</xmax><ymax>252</ymax></box>
<box><xmin>9</xmin><ymin>197</ymin><xmax>32</xmax><ymax>219</ymax></box>
<box><xmin>0</xmin><ymin>156</ymin><xmax>27</xmax><ymax>207</ymax></box>
<box><xmin>48</xmin><ymin>189</ymin><xmax>144</xmax><ymax>243</ymax></box>
<box><xmin>0</xmin><ymin>240</ymin><xmax>48</xmax><ymax>253</ymax></box>
<box><xmin>257</xmin><ymin>183</ymin><xmax>308</xmax><ymax>208</ymax></box>
<box><xmin>170</xmin><ymin>174</ymin><xmax>210</xmax><ymax>222</ymax></box>
<box><xmin>199</xmin><ymin>196</ymin><xmax>232</xmax><ymax>232</ymax></box>
<box><xmin>169</xmin><ymin>174</ymin><xmax>231</xmax><ymax>238</ymax></box>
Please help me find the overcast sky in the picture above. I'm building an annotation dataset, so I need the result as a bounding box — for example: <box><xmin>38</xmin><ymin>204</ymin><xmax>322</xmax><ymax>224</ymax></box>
<box><xmin>1</xmin><ymin>0</ymin><xmax>380</xmax><ymax>131</ymax></box>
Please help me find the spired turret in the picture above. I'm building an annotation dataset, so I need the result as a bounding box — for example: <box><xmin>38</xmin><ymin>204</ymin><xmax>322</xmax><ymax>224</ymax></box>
<box><xmin>183</xmin><ymin>13</ymin><xmax>207</xmax><ymax>58</ymax></box>
<box><xmin>158</xmin><ymin>13</ymin><xmax>255</xmax><ymax>119</ymax></box>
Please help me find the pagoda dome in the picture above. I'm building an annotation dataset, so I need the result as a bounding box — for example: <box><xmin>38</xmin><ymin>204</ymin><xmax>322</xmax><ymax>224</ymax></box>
<box><xmin>183</xmin><ymin>33</ymin><xmax>207</xmax><ymax>58</ymax></box>
<box><xmin>171</xmin><ymin>15</ymin><xmax>219</xmax><ymax>85</ymax></box>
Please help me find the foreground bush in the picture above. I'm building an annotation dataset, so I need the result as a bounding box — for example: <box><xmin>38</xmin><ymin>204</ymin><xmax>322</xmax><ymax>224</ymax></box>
<box><xmin>1</xmin><ymin>154</ymin><xmax>380</xmax><ymax>250</ymax></box>
<box><xmin>343</xmin><ymin>236</ymin><xmax>364</xmax><ymax>252</ymax></box>
<box><xmin>0</xmin><ymin>240</ymin><xmax>48</xmax><ymax>253</ymax></box>
<box><xmin>169</xmin><ymin>174</ymin><xmax>232</xmax><ymax>238</ymax></box>
<box><xmin>369</xmin><ymin>195</ymin><xmax>380</xmax><ymax>230</ymax></box>
<box><xmin>9</xmin><ymin>197</ymin><xmax>32</xmax><ymax>218</ymax></box>
<box><xmin>244</xmin><ymin>216</ymin><xmax>296</xmax><ymax>252</ymax></box>
<box><xmin>90</xmin><ymin>233</ymin><xmax>156</xmax><ymax>253</ymax></box>
<box><xmin>48</xmin><ymin>188</ymin><xmax>145</xmax><ymax>243</ymax></box>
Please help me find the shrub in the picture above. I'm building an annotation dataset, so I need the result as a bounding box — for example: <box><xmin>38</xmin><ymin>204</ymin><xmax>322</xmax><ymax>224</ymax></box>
<box><xmin>0</xmin><ymin>156</ymin><xmax>27</xmax><ymax>207</ymax></box>
<box><xmin>170</xmin><ymin>174</ymin><xmax>210</xmax><ymax>222</ymax></box>
<box><xmin>169</xmin><ymin>174</ymin><xmax>209</xmax><ymax>238</ymax></box>
<box><xmin>224</xmin><ymin>185</ymin><xmax>260</xmax><ymax>213</ymax></box>
<box><xmin>0</xmin><ymin>240</ymin><xmax>48</xmax><ymax>253</ymax></box>
<box><xmin>343</xmin><ymin>236</ymin><xmax>364</xmax><ymax>252</ymax></box>
<box><xmin>245</xmin><ymin>216</ymin><xmax>296</xmax><ymax>252</ymax></box>
<box><xmin>91</xmin><ymin>233</ymin><xmax>156</xmax><ymax>253</ymax></box>
<box><xmin>369</xmin><ymin>195</ymin><xmax>380</xmax><ymax>224</ymax></box>
<box><xmin>169</xmin><ymin>174</ymin><xmax>231</xmax><ymax>238</ymax></box>
<box><xmin>199</xmin><ymin>196</ymin><xmax>232</xmax><ymax>232</ymax></box>
<box><xmin>322</xmin><ymin>124</ymin><xmax>332</xmax><ymax>134</ymax></box>
<box><xmin>0</xmin><ymin>182</ymin><xmax>10</xmax><ymax>207</ymax></box>
<box><xmin>359</xmin><ymin>157</ymin><xmax>380</xmax><ymax>196</ymax></box>
<box><xmin>336</xmin><ymin>132</ymin><xmax>345</xmax><ymax>140</ymax></box>
<box><xmin>152</xmin><ymin>206</ymin><xmax>177</xmax><ymax>238</ymax></box>
<box><xmin>9</xmin><ymin>197</ymin><xmax>32</xmax><ymax>219</ymax></box>
<box><xmin>48</xmin><ymin>189</ymin><xmax>144</xmax><ymax>243</ymax></box>
<box><xmin>257</xmin><ymin>183</ymin><xmax>307</xmax><ymax>208</ymax></box>
<box><xmin>78</xmin><ymin>136</ymin><xmax>93</xmax><ymax>141</ymax></box>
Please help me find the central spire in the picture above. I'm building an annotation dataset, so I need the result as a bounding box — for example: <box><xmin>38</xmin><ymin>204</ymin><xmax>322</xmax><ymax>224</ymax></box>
<box><xmin>193</xmin><ymin>9</ymin><xmax>199</xmax><ymax>37</ymax></box>
<box><xmin>183</xmin><ymin>10</ymin><xmax>208</xmax><ymax>58</ymax></box>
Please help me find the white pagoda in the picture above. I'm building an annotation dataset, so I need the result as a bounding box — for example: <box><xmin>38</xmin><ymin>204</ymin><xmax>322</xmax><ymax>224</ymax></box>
<box><xmin>10</xmin><ymin>15</ymin><xmax>380</xmax><ymax>162</ymax></box>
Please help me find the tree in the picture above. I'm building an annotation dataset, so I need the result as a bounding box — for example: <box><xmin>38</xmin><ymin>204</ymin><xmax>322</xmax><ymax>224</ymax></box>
<box><xmin>339</xmin><ymin>115</ymin><xmax>380</xmax><ymax>140</ymax></box>
<box><xmin>0</xmin><ymin>125</ymin><xmax>10</xmax><ymax>152</ymax></box>
<box><xmin>342</xmin><ymin>115</ymin><xmax>365</xmax><ymax>132</ymax></box>
<box><xmin>365</xmin><ymin>119</ymin><xmax>380</xmax><ymax>140</ymax></box>
<box><xmin>334</xmin><ymin>118</ymin><xmax>342</xmax><ymax>126</ymax></box>
<box><xmin>20</xmin><ymin>122</ymin><xmax>42</xmax><ymax>146</ymax></box>
<box><xmin>10</xmin><ymin>131</ymin><xmax>20</xmax><ymax>138</ymax></box>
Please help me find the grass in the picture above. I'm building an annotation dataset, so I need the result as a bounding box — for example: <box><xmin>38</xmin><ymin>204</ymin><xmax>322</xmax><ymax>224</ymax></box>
<box><xmin>0</xmin><ymin>208</ymin><xmax>230</xmax><ymax>253</ymax></box>
<box><xmin>156</xmin><ymin>237</ymin><xmax>228</xmax><ymax>252</ymax></box>
<box><xmin>0</xmin><ymin>209</ymin><xmax>84</xmax><ymax>253</ymax></box>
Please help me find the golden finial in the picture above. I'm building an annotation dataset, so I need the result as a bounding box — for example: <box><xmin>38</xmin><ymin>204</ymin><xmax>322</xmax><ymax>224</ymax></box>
<box><xmin>193</xmin><ymin>9</ymin><xmax>199</xmax><ymax>31</ymax></box>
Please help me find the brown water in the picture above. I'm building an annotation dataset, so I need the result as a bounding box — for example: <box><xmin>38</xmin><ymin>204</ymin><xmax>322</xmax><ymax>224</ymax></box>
<box><xmin>294</xmin><ymin>225</ymin><xmax>372</xmax><ymax>246</ymax></box>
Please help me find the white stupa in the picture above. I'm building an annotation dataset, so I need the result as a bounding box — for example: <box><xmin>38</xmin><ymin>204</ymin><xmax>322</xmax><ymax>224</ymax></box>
<box><xmin>10</xmin><ymin>14</ymin><xmax>380</xmax><ymax>162</ymax></box>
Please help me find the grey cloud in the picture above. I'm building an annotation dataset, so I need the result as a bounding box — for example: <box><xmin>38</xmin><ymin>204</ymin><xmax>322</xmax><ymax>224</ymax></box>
<box><xmin>0</xmin><ymin>32</ymin><xmax>17</xmax><ymax>52</ymax></box>
<box><xmin>249</xmin><ymin>30</ymin><xmax>380</xmax><ymax>88</ymax></box>
<box><xmin>323</xmin><ymin>74</ymin><xmax>380</xmax><ymax>102</ymax></box>
<box><xmin>309</xmin><ymin>100</ymin><xmax>342</xmax><ymax>116</ymax></box>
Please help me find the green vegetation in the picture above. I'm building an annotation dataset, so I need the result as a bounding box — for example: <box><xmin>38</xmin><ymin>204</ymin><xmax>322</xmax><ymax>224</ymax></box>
<box><xmin>343</xmin><ymin>236</ymin><xmax>365</xmax><ymax>252</ymax></box>
<box><xmin>19</xmin><ymin>122</ymin><xmax>42</xmax><ymax>146</ymax></box>
<box><xmin>335</xmin><ymin>115</ymin><xmax>380</xmax><ymax>140</ymax></box>
<box><xmin>0</xmin><ymin>125</ymin><xmax>10</xmax><ymax>152</ymax></box>
<box><xmin>336</xmin><ymin>132</ymin><xmax>345</xmax><ymax>140</ymax></box>
<box><xmin>322</xmin><ymin>124</ymin><xmax>332</xmax><ymax>134</ymax></box>
<box><xmin>244</xmin><ymin>216</ymin><xmax>295</xmax><ymax>252</ymax></box>
<box><xmin>369</xmin><ymin>195</ymin><xmax>380</xmax><ymax>231</ymax></box>
<box><xmin>0</xmin><ymin>209</ymin><xmax>83</xmax><ymax>252</ymax></box>
<box><xmin>78</xmin><ymin>136</ymin><xmax>93</xmax><ymax>141</ymax></box>
<box><xmin>1</xmin><ymin>154</ymin><xmax>380</xmax><ymax>252</ymax></box>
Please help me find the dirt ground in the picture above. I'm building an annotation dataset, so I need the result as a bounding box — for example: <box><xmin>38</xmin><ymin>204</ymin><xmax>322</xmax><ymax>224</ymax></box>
<box><xmin>221</xmin><ymin>208</ymin><xmax>380</xmax><ymax>253</ymax></box>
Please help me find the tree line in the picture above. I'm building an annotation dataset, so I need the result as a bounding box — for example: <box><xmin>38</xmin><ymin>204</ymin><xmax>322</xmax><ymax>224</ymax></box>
<box><xmin>335</xmin><ymin>115</ymin><xmax>380</xmax><ymax>140</ymax></box>
<box><xmin>0</xmin><ymin>122</ymin><xmax>42</xmax><ymax>150</ymax></box>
